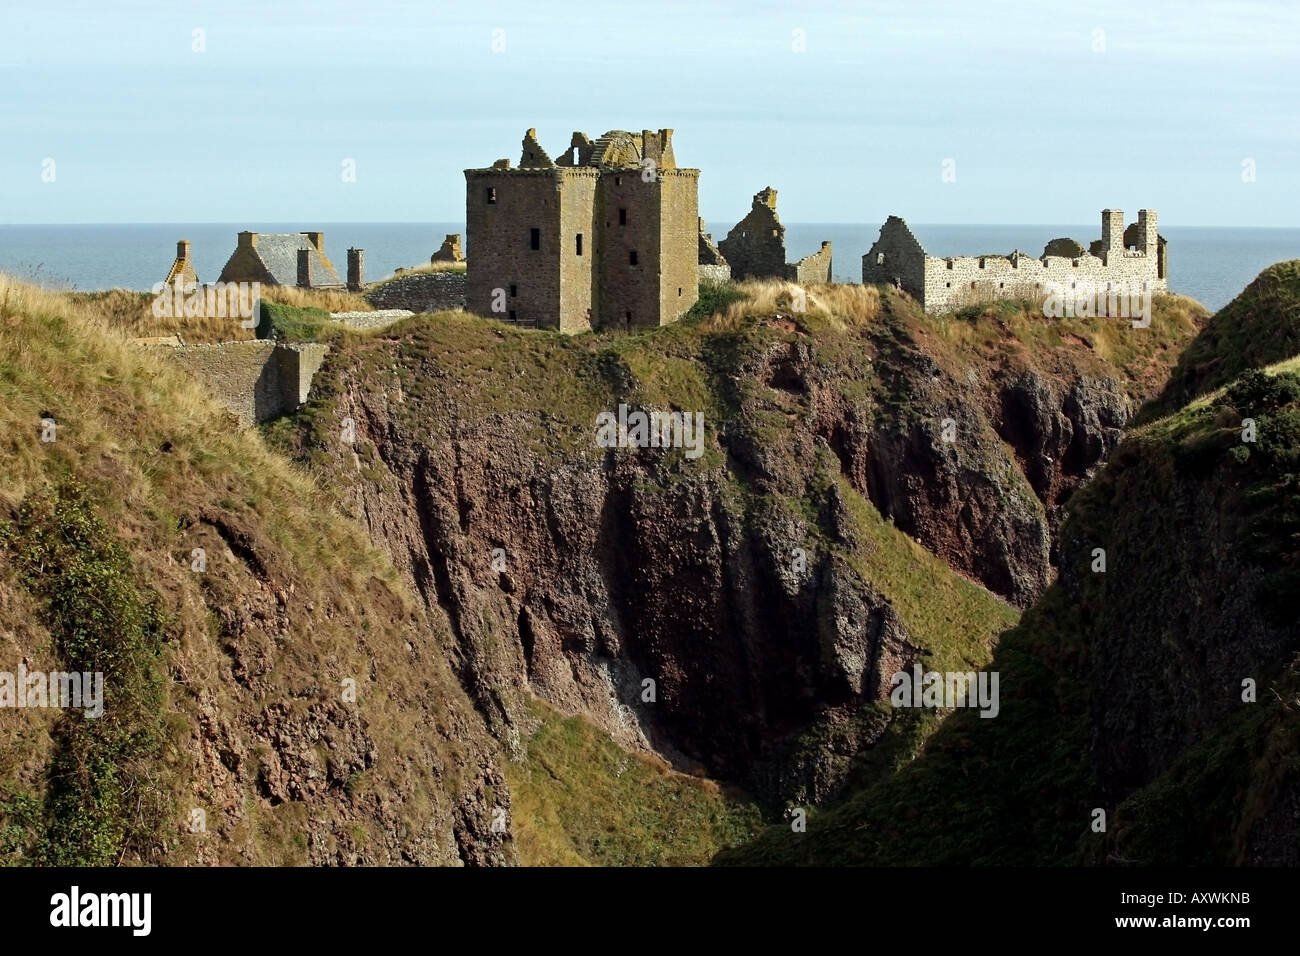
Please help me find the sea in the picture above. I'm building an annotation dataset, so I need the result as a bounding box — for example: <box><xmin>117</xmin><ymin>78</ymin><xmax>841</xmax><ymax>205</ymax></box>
<box><xmin>1</xmin><ymin>222</ymin><xmax>1297</xmax><ymax>313</ymax></box>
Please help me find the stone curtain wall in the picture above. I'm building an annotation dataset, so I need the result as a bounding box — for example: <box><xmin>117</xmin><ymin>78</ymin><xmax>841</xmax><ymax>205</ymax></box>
<box><xmin>364</xmin><ymin>272</ymin><xmax>467</xmax><ymax>313</ymax></box>
<box><xmin>863</xmin><ymin>213</ymin><xmax>1166</xmax><ymax>314</ymax></box>
<box><xmin>787</xmin><ymin>241</ymin><xmax>832</xmax><ymax>284</ymax></box>
<box><xmin>158</xmin><ymin>340</ymin><xmax>330</xmax><ymax>425</ymax></box>
<box><xmin>919</xmin><ymin>250</ymin><xmax>1165</xmax><ymax>315</ymax></box>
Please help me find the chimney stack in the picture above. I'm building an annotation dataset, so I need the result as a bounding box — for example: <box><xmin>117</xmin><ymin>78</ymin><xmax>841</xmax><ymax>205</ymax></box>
<box><xmin>303</xmin><ymin>231</ymin><xmax>324</xmax><ymax>253</ymax></box>
<box><xmin>1101</xmin><ymin>209</ymin><xmax>1124</xmax><ymax>259</ymax></box>
<box><xmin>1137</xmin><ymin>209</ymin><xmax>1158</xmax><ymax>256</ymax></box>
<box><xmin>347</xmin><ymin>248</ymin><xmax>364</xmax><ymax>292</ymax></box>
<box><xmin>297</xmin><ymin>248</ymin><xmax>313</xmax><ymax>288</ymax></box>
<box><xmin>177</xmin><ymin>239</ymin><xmax>191</xmax><ymax>260</ymax></box>
<box><xmin>237</xmin><ymin>231</ymin><xmax>258</xmax><ymax>250</ymax></box>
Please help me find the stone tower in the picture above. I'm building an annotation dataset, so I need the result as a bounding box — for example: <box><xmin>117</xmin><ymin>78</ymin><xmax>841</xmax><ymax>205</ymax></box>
<box><xmin>464</xmin><ymin>127</ymin><xmax>700</xmax><ymax>332</ymax></box>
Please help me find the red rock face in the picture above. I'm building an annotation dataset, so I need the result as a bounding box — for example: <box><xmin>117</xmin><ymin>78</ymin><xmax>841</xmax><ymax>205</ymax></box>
<box><xmin>296</xmin><ymin>292</ymin><xmax>1189</xmax><ymax>809</ymax></box>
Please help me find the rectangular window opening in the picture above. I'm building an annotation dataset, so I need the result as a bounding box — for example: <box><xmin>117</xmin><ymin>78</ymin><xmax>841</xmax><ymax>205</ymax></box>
<box><xmin>509</xmin><ymin>284</ymin><xmax>517</xmax><ymax>297</ymax></box>
<box><xmin>486</xmin><ymin>187</ymin><xmax>497</xmax><ymax>204</ymax></box>
<box><xmin>629</xmin><ymin>250</ymin><xmax>638</xmax><ymax>266</ymax></box>
<box><xmin>619</xmin><ymin>208</ymin><xmax>627</xmax><ymax>226</ymax></box>
<box><xmin>576</xmin><ymin>234</ymin><xmax>583</xmax><ymax>256</ymax></box>
<box><xmin>529</xmin><ymin>228</ymin><xmax>540</xmax><ymax>251</ymax></box>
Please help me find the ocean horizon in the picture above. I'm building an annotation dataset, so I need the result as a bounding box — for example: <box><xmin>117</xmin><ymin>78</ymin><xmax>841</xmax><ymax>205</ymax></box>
<box><xmin>2</xmin><ymin>222</ymin><xmax>1297</xmax><ymax>313</ymax></box>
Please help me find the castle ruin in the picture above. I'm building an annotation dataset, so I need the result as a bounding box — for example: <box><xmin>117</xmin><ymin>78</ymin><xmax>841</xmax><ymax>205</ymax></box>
<box><xmin>862</xmin><ymin>209</ymin><xmax>1167</xmax><ymax>314</ymax></box>
<box><xmin>464</xmin><ymin>128</ymin><xmax>700</xmax><ymax>332</ymax></box>
<box><xmin>431</xmin><ymin>234</ymin><xmax>466</xmax><ymax>264</ymax></box>
<box><xmin>718</xmin><ymin>187</ymin><xmax>832</xmax><ymax>284</ymax></box>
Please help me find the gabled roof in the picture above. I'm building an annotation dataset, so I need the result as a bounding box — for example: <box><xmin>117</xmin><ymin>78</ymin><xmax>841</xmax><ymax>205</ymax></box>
<box><xmin>252</xmin><ymin>234</ymin><xmax>342</xmax><ymax>287</ymax></box>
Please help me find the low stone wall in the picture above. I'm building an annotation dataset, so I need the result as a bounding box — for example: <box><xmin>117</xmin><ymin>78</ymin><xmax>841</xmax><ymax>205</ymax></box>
<box><xmin>330</xmin><ymin>309</ymin><xmax>415</xmax><ymax>332</ymax></box>
<box><xmin>156</xmin><ymin>340</ymin><xmax>329</xmax><ymax>425</ymax></box>
<box><xmin>787</xmin><ymin>241</ymin><xmax>832</xmax><ymax>284</ymax></box>
<box><xmin>364</xmin><ymin>271</ymin><xmax>467</xmax><ymax>313</ymax></box>
<box><xmin>699</xmin><ymin>264</ymin><xmax>732</xmax><ymax>283</ymax></box>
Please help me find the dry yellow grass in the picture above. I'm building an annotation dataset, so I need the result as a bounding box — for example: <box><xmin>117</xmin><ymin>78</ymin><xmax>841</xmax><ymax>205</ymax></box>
<box><xmin>700</xmin><ymin>279</ymin><xmax>881</xmax><ymax>333</ymax></box>
<box><xmin>47</xmin><ymin>282</ymin><xmax>373</xmax><ymax>345</ymax></box>
<box><xmin>403</xmin><ymin>261</ymin><xmax>467</xmax><ymax>275</ymax></box>
<box><xmin>260</xmin><ymin>284</ymin><xmax>372</xmax><ymax>313</ymax></box>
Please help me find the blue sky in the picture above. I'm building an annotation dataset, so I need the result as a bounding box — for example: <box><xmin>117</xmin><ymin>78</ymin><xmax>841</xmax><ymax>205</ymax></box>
<box><xmin>2</xmin><ymin>0</ymin><xmax>1297</xmax><ymax>225</ymax></box>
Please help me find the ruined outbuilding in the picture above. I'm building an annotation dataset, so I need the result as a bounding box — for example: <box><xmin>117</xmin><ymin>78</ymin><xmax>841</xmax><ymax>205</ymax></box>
<box><xmin>718</xmin><ymin>187</ymin><xmax>832</xmax><ymax>283</ymax></box>
<box><xmin>464</xmin><ymin>127</ymin><xmax>700</xmax><ymax>331</ymax></box>
<box><xmin>862</xmin><ymin>209</ymin><xmax>1168</xmax><ymax>314</ymax></box>
<box><xmin>719</xmin><ymin>187</ymin><xmax>786</xmax><ymax>280</ymax></box>
<box><xmin>431</xmin><ymin>233</ymin><xmax>466</xmax><ymax>264</ymax></box>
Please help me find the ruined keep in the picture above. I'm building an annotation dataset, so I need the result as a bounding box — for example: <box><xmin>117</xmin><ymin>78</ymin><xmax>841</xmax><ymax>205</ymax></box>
<box><xmin>862</xmin><ymin>209</ymin><xmax>1168</xmax><ymax>314</ymax></box>
<box><xmin>431</xmin><ymin>234</ymin><xmax>466</xmax><ymax>264</ymax></box>
<box><xmin>719</xmin><ymin>187</ymin><xmax>832</xmax><ymax>284</ymax></box>
<box><xmin>464</xmin><ymin>128</ymin><xmax>700</xmax><ymax>332</ymax></box>
<box><xmin>218</xmin><ymin>231</ymin><xmax>344</xmax><ymax>289</ymax></box>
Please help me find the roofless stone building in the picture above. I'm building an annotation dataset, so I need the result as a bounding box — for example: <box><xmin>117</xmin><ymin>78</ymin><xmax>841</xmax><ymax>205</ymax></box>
<box><xmin>862</xmin><ymin>209</ymin><xmax>1167</xmax><ymax>314</ymax></box>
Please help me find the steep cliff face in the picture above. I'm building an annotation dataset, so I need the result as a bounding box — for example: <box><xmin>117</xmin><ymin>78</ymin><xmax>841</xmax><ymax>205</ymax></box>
<box><xmin>727</xmin><ymin>266</ymin><xmax>1300</xmax><ymax>866</ymax></box>
<box><xmin>0</xmin><ymin>282</ymin><xmax>510</xmax><ymax>866</ymax></box>
<box><xmin>284</xmin><ymin>286</ymin><xmax>1199</xmax><ymax>809</ymax></box>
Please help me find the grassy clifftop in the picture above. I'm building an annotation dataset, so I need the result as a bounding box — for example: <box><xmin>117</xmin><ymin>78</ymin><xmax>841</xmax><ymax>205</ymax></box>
<box><xmin>1145</xmin><ymin>259</ymin><xmax>1300</xmax><ymax>419</ymax></box>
